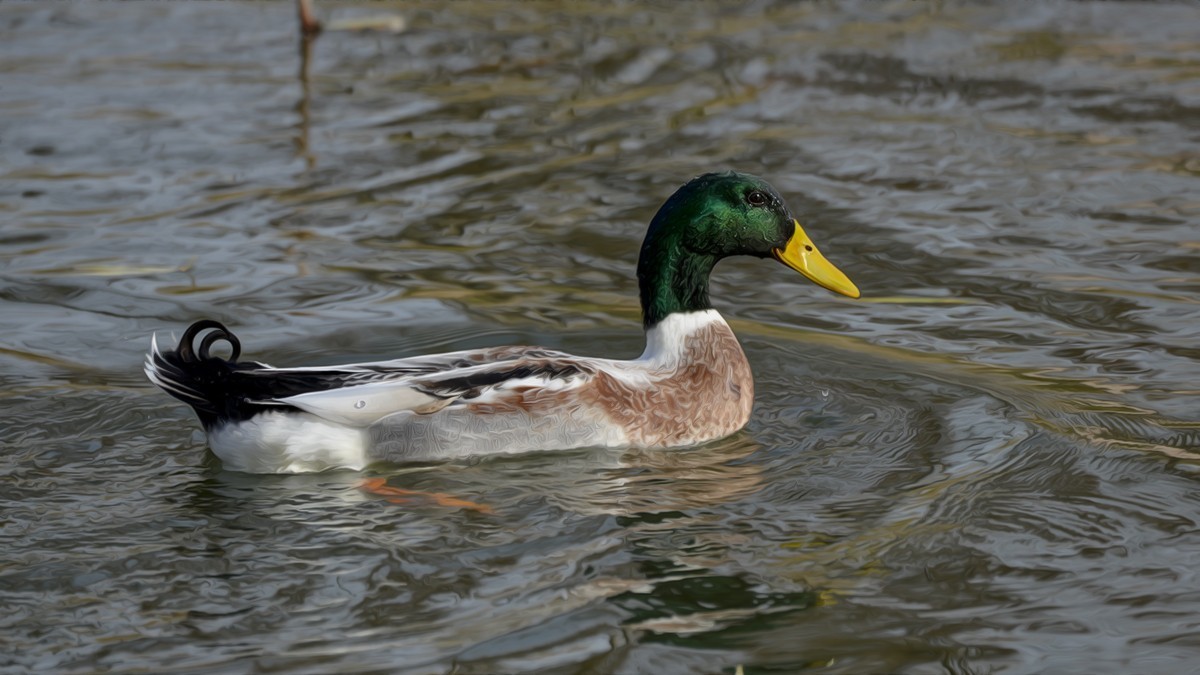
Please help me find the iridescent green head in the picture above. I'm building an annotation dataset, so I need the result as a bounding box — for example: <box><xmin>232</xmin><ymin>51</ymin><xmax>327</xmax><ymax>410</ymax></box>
<box><xmin>637</xmin><ymin>172</ymin><xmax>859</xmax><ymax>328</ymax></box>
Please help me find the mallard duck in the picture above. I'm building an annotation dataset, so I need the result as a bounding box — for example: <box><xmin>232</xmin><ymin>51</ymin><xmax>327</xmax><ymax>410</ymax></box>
<box><xmin>146</xmin><ymin>172</ymin><xmax>859</xmax><ymax>473</ymax></box>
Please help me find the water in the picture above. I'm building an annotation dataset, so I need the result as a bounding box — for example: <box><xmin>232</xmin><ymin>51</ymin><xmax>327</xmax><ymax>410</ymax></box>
<box><xmin>2</xmin><ymin>1</ymin><xmax>1199</xmax><ymax>672</ymax></box>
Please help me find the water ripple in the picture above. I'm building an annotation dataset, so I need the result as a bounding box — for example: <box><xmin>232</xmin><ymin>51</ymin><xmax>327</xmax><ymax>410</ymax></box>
<box><xmin>2</xmin><ymin>1</ymin><xmax>1199</xmax><ymax>673</ymax></box>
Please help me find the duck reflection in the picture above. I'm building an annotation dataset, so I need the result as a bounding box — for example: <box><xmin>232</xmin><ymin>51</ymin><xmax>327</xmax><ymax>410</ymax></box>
<box><xmin>537</xmin><ymin>435</ymin><xmax>767</xmax><ymax>517</ymax></box>
<box><xmin>175</xmin><ymin>438</ymin><xmax>768</xmax><ymax>672</ymax></box>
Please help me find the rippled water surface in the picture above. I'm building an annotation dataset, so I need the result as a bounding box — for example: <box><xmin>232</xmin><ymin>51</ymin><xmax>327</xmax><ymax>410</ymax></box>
<box><xmin>3</xmin><ymin>1</ymin><xmax>1200</xmax><ymax>672</ymax></box>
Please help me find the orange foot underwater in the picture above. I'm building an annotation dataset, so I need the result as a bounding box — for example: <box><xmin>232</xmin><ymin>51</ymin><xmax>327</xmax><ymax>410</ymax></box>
<box><xmin>358</xmin><ymin>477</ymin><xmax>495</xmax><ymax>514</ymax></box>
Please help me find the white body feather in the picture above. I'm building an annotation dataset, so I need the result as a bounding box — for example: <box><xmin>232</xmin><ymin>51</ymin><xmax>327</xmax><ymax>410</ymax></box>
<box><xmin>207</xmin><ymin>412</ymin><xmax>368</xmax><ymax>473</ymax></box>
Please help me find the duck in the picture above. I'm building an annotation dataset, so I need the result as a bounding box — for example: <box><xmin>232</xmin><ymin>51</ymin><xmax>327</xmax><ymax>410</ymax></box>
<box><xmin>145</xmin><ymin>172</ymin><xmax>860</xmax><ymax>473</ymax></box>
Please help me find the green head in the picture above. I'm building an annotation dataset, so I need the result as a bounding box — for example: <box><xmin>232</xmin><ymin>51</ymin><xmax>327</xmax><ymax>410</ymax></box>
<box><xmin>637</xmin><ymin>171</ymin><xmax>859</xmax><ymax>328</ymax></box>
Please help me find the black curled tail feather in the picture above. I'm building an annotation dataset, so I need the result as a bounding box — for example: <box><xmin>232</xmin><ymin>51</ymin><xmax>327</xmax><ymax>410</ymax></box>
<box><xmin>145</xmin><ymin>320</ymin><xmax>265</xmax><ymax>429</ymax></box>
<box><xmin>178</xmin><ymin>319</ymin><xmax>241</xmax><ymax>363</ymax></box>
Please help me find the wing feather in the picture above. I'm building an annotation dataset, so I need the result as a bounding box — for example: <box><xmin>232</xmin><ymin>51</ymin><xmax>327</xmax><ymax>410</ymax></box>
<box><xmin>280</xmin><ymin>380</ymin><xmax>452</xmax><ymax>426</ymax></box>
<box><xmin>273</xmin><ymin>354</ymin><xmax>597</xmax><ymax>426</ymax></box>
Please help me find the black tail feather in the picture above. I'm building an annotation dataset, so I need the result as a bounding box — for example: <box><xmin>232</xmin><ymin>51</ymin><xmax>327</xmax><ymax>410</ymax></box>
<box><xmin>147</xmin><ymin>320</ymin><xmax>408</xmax><ymax>429</ymax></box>
<box><xmin>145</xmin><ymin>320</ymin><xmax>269</xmax><ymax>429</ymax></box>
<box><xmin>179</xmin><ymin>319</ymin><xmax>241</xmax><ymax>363</ymax></box>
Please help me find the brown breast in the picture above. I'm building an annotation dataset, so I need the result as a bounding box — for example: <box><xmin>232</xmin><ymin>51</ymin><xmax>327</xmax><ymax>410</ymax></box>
<box><xmin>587</xmin><ymin>321</ymin><xmax>754</xmax><ymax>448</ymax></box>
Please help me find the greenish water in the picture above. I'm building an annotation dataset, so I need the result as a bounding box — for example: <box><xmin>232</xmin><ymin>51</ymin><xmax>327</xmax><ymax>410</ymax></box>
<box><xmin>2</xmin><ymin>1</ymin><xmax>1199</xmax><ymax>673</ymax></box>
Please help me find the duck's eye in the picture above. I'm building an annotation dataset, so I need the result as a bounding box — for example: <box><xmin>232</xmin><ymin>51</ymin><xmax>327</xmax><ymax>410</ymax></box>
<box><xmin>746</xmin><ymin>190</ymin><xmax>768</xmax><ymax>207</ymax></box>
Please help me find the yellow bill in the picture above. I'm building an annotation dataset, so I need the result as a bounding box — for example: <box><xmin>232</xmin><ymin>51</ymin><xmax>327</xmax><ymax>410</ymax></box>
<box><xmin>772</xmin><ymin>220</ymin><xmax>860</xmax><ymax>298</ymax></box>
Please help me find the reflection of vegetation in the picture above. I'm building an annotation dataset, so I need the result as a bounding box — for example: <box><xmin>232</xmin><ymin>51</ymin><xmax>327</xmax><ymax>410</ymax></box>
<box><xmin>615</xmin><ymin>572</ymin><xmax>819</xmax><ymax>643</ymax></box>
<box><xmin>990</xmin><ymin>31</ymin><xmax>1068</xmax><ymax>62</ymax></box>
<box><xmin>294</xmin><ymin>24</ymin><xmax>316</xmax><ymax>170</ymax></box>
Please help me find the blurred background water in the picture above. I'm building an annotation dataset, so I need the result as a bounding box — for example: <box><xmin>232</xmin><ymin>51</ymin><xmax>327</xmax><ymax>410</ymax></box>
<box><xmin>2</xmin><ymin>1</ymin><xmax>1199</xmax><ymax>673</ymax></box>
